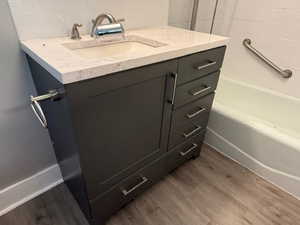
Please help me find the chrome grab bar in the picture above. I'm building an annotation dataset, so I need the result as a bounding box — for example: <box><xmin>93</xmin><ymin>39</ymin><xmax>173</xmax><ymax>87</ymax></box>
<box><xmin>243</xmin><ymin>39</ymin><xmax>292</xmax><ymax>78</ymax></box>
<box><xmin>30</xmin><ymin>90</ymin><xmax>59</xmax><ymax>128</ymax></box>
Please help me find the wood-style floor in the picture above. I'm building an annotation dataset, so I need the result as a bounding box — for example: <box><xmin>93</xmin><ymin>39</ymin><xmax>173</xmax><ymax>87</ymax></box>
<box><xmin>1</xmin><ymin>144</ymin><xmax>300</xmax><ymax>225</ymax></box>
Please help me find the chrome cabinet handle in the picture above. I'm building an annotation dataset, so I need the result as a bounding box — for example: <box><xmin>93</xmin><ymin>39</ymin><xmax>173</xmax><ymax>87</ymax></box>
<box><xmin>186</xmin><ymin>107</ymin><xmax>206</xmax><ymax>119</ymax></box>
<box><xmin>168</xmin><ymin>73</ymin><xmax>178</xmax><ymax>105</ymax></box>
<box><xmin>196</xmin><ymin>60</ymin><xmax>216</xmax><ymax>70</ymax></box>
<box><xmin>180</xmin><ymin>143</ymin><xmax>198</xmax><ymax>156</ymax></box>
<box><xmin>121</xmin><ymin>176</ymin><xmax>149</xmax><ymax>196</ymax></box>
<box><xmin>182</xmin><ymin>125</ymin><xmax>202</xmax><ymax>138</ymax></box>
<box><xmin>189</xmin><ymin>85</ymin><xmax>211</xmax><ymax>96</ymax></box>
<box><xmin>30</xmin><ymin>90</ymin><xmax>59</xmax><ymax>128</ymax></box>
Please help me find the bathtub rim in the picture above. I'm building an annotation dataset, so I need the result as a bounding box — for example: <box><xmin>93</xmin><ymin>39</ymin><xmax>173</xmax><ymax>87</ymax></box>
<box><xmin>217</xmin><ymin>76</ymin><xmax>300</xmax><ymax>103</ymax></box>
<box><xmin>212</xmin><ymin>102</ymin><xmax>300</xmax><ymax>150</ymax></box>
<box><xmin>206</xmin><ymin>102</ymin><xmax>300</xmax><ymax>200</ymax></box>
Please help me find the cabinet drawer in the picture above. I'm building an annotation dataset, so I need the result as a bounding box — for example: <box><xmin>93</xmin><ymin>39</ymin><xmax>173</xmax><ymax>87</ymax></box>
<box><xmin>169</xmin><ymin>111</ymin><xmax>208</xmax><ymax>148</ymax></box>
<box><xmin>90</xmin><ymin>157</ymin><xmax>165</xmax><ymax>224</ymax></box>
<box><xmin>173</xmin><ymin>93</ymin><xmax>214</xmax><ymax>128</ymax></box>
<box><xmin>174</xmin><ymin>71</ymin><xmax>219</xmax><ymax>109</ymax></box>
<box><xmin>167</xmin><ymin>132</ymin><xmax>205</xmax><ymax>173</ymax></box>
<box><xmin>177</xmin><ymin>46</ymin><xmax>225</xmax><ymax>85</ymax></box>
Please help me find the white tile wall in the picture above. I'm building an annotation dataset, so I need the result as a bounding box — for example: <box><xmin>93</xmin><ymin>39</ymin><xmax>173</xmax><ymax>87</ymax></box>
<box><xmin>169</xmin><ymin>0</ymin><xmax>300</xmax><ymax>99</ymax></box>
<box><xmin>168</xmin><ymin>0</ymin><xmax>216</xmax><ymax>32</ymax></box>
<box><xmin>8</xmin><ymin>0</ymin><xmax>169</xmax><ymax>40</ymax></box>
<box><xmin>214</xmin><ymin>0</ymin><xmax>300</xmax><ymax>99</ymax></box>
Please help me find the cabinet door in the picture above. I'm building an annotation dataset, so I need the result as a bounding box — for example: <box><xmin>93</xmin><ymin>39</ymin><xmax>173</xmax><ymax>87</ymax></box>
<box><xmin>67</xmin><ymin>61</ymin><xmax>177</xmax><ymax>199</ymax></box>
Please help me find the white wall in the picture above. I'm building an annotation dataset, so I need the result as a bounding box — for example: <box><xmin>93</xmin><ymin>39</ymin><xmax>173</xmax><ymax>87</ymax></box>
<box><xmin>169</xmin><ymin>0</ymin><xmax>193</xmax><ymax>29</ymax></box>
<box><xmin>8</xmin><ymin>0</ymin><xmax>169</xmax><ymax>40</ymax></box>
<box><xmin>168</xmin><ymin>0</ymin><xmax>217</xmax><ymax>32</ymax></box>
<box><xmin>0</xmin><ymin>0</ymin><xmax>56</xmax><ymax>190</ymax></box>
<box><xmin>169</xmin><ymin>0</ymin><xmax>300</xmax><ymax>99</ymax></box>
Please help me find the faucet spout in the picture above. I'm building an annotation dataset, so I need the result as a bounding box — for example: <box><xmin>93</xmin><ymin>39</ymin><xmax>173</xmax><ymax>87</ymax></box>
<box><xmin>91</xmin><ymin>13</ymin><xmax>118</xmax><ymax>37</ymax></box>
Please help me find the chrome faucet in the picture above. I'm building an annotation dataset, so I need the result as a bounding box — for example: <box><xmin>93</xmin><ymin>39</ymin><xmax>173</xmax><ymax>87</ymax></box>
<box><xmin>90</xmin><ymin>13</ymin><xmax>125</xmax><ymax>38</ymax></box>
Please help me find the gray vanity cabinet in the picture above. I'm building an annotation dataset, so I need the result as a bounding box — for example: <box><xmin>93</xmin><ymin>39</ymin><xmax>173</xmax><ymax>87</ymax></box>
<box><xmin>27</xmin><ymin>46</ymin><xmax>226</xmax><ymax>225</ymax></box>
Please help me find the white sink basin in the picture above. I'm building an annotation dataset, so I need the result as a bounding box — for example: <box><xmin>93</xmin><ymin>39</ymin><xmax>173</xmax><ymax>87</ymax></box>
<box><xmin>63</xmin><ymin>35</ymin><xmax>167</xmax><ymax>60</ymax></box>
<box><xmin>71</xmin><ymin>41</ymin><xmax>157</xmax><ymax>59</ymax></box>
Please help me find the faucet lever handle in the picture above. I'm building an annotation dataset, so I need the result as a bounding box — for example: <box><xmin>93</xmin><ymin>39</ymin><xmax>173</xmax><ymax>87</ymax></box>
<box><xmin>116</xmin><ymin>18</ymin><xmax>125</xmax><ymax>23</ymax></box>
<box><xmin>71</xmin><ymin>23</ymin><xmax>83</xmax><ymax>40</ymax></box>
<box><xmin>74</xmin><ymin>23</ymin><xmax>82</xmax><ymax>28</ymax></box>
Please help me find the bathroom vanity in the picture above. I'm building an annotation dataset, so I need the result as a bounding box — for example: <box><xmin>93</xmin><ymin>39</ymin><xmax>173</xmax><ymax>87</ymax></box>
<box><xmin>22</xmin><ymin>26</ymin><xmax>228</xmax><ymax>225</ymax></box>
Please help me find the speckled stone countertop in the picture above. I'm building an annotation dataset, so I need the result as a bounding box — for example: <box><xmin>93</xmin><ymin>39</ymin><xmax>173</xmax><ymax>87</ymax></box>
<box><xmin>21</xmin><ymin>26</ymin><xmax>229</xmax><ymax>84</ymax></box>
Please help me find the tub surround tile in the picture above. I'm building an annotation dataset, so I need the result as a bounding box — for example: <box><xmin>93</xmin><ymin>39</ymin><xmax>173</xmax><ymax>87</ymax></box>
<box><xmin>169</xmin><ymin>0</ymin><xmax>300</xmax><ymax>99</ymax></box>
<box><xmin>21</xmin><ymin>26</ymin><xmax>229</xmax><ymax>84</ymax></box>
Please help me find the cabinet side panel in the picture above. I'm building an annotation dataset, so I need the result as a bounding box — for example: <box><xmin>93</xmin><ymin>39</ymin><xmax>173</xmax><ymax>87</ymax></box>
<box><xmin>26</xmin><ymin>56</ymin><xmax>92</xmax><ymax>220</ymax></box>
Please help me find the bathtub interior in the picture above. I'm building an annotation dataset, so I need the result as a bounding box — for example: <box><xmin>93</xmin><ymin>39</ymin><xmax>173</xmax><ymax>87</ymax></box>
<box><xmin>214</xmin><ymin>77</ymin><xmax>300</xmax><ymax>138</ymax></box>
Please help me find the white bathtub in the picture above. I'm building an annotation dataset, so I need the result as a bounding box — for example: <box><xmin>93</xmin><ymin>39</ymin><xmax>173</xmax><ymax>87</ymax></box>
<box><xmin>205</xmin><ymin>77</ymin><xmax>300</xmax><ymax>199</ymax></box>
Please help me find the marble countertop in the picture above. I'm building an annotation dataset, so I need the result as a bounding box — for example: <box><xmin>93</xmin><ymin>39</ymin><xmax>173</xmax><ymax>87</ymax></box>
<box><xmin>21</xmin><ymin>26</ymin><xmax>229</xmax><ymax>84</ymax></box>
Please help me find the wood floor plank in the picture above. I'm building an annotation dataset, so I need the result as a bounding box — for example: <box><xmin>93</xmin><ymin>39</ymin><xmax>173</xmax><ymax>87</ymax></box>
<box><xmin>1</xmin><ymin>144</ymin><xmax>300</xmax><ymax>225</ymax></box>
<box><xmin>199</xmin><ymin>146</ymin><xmax>300</xmax><ymax>225</ymax></box>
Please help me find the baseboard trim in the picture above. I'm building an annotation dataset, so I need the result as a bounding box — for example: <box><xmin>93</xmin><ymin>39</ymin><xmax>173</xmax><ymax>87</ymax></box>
<box><xmin>205</xmin><ymin>127</ymin><xmax>300</xmax><ymax>201</ymax></box>
<box><xmin>0</xmin><ymin>164</ymin><xmax>63</xmax><ymax>216</ymax></box>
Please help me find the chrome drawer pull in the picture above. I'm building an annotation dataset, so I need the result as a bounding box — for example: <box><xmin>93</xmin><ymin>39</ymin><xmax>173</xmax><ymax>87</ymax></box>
<box><xmin>183</xmin><ymin>125</ymin><xmax>202</xmax><ymax>138</ymax></box>
<box><xmin>196</xmin><ymin>60</ymin><xmax>216</xmax><ymax>70</ymax></box>
<box><xmin>121</xmin><ymin>176</ymin><xmax>149</xmax><ymax>196</ymax></box>
<box><xmin>189</xmin><ymin>85</ymin><xmax>211</xmax><ymax>96</ymax></box>
<box><xmin>186</xmin><ymin>107</ymin><xmax>206</xmax><ymax>119</ymax></box>
<box><xmin>180</xmin><ymin>143</ymin><xmax>198</xmax><ymax>156</ymax></box>
<box><xmin>30</xmin><ymin>90</ymin><xmax>59</xmax><ymax>128</ymax></box>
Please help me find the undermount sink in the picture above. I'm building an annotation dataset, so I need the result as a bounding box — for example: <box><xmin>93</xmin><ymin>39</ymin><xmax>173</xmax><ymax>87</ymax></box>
<box><xmin>63</xmin><ymin>35</ymin><xmax>167</xmax><ymax>59</ymax></box>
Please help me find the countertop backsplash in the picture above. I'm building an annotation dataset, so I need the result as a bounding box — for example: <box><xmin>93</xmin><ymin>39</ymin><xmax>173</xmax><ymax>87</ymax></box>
<box><xmin>7</xmin><ymin>0</ymin><xmax>169</xmax><ymax>40</ymax></box>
